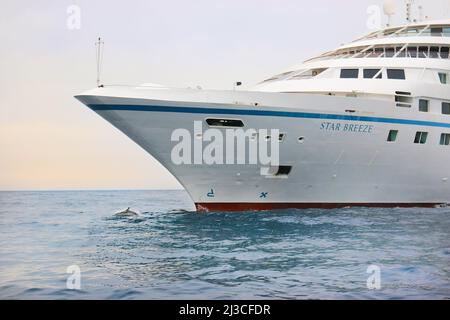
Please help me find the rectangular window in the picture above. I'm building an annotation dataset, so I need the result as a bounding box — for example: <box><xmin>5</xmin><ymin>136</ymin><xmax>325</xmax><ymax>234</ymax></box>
<box><xmin>431</xmin><ymin>27</ymin><xmax>443</xmax><ymax>36</ymax></box>
<box><xmin>396</xmin><ymin>47</ymin><xmax>406</xmax><ymax>57</ymax></box>
<box><xmin>373</xmin><ymin>48</ymin><xmax>384</xmax><ymax>57</ymax></box>
<box><xmin>441</xmin><ymin>47</ymin><xmax>449</xmax><ymax>59</ymax></box>
<box><xmin>387</xmin><ymin>69</ymin><xmax>406</xmax><ymax>80</ymax></box>
<box><xmin>439</xmin><ymin>72</ymin><xmax>448</xmax><ymax>84</ymax></box>
<box><xmin>407</xmin><ymin>46</ymin><xmax>417</xmax><ymax>58</ymax></box>
<box><xmin>430</xmin><ymin>47</ymin><xmax>440</xmax><ymax>58</ymax></box>
<box><xmin>419</xmin><ymin>99</ymin><xmax>429</xmax><ymax>112</ymax></box>
<box><xmin>418</xmin><ymin>46</ymin><xmax>428</xmax><ymax>58</ymax></box>
<box><xmin>387</xmin><ymin>130</ymin><xmax>398</xmax><ymax>142</ymax></box>
<box><xmin>340</xmin><ymin>69</ymin><xmax>359</xmax><ymax>79</ymax></box>
<box><xmin>444</xmin><ymin>27</ymin><xmax>450</xmax><ymax>37</ymax></box>
<box><xmin>440</xmin><ymin>133</ymin><xmax>450</xmax><ymax>146</ymax></box>
<box><xmin>385</xmin><ymin>47</ymin><xmax>395</xmax><ymax>57</ymax></box>
<box><xmin>363</xmin><ymin>69</ymin><xmax>382</xmax><ymax>79</ymax></box>
<box><xmin>206</xmin><ymin>118</ymin><xmax>244</xmax><ymax>127</ymax></box>
<box><xmin>442</xmin><ymin>102</ymin><xmax>450</xmax><ymax>115</ymax></box>
<box><xmin>414</xmin><ymin>131</ymin><xmax>428</xmax><ymax>144</ymax></box>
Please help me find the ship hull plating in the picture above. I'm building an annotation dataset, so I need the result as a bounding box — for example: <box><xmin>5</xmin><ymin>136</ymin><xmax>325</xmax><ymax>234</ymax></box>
<box><xmin>75</xmin><ymin>88</ymin><xmax>450</xmax><ymax>211</ymax></box>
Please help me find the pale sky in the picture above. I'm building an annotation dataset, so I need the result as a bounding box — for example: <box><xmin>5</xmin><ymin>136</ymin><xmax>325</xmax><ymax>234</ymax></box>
<box><xmin>0</xmin><ymin>0</ymin><xmax>448</xmax><ymax>190</ymax></box>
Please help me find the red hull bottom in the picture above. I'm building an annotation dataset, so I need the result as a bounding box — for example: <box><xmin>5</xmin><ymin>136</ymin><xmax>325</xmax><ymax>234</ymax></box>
<box><xmin>195</xmin><ymin>202</ymin><xmax>442</xmax><ymax>212</ymax></box>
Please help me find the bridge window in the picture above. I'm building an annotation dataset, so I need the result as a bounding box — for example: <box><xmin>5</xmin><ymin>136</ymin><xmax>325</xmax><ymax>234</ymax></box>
<box><xmin>387</xmin><ymin>130</ymin><xmax>398</xmax><ymax>142</ymax></box>
<box><xmin>442</xmin><ymin>102</ymin><xmax>450</xmax><ymax>115</ymax></box>
<box><xmin>340</xmin><ymin>69</ymin><xmax>359</xmax><ymax>79</ymax></box>
<box><xmin>431</xmin><ymin>27</ymin><xmax>443</xmax><ymax>36</ymax></box>
<box><xmin>441</xmin><ymin>47</ymin><xmax>449</xmax><ymax>59</ymax></box>
<box><xmin>418</xmin><ymin>46</ymin><xmax>428</xmax><ymax>58</ymax></box>
<box><xmin>373</xmin><ymin>48</ymin><xmax>384</xmax><ymax>58</ymax></box>
<box><xmin>419</xmin><ymin>99</ymin><xmax>429</xmax><ymax>112</ymax></box>
<box><xmin>387</xmin><ymin>69</ymin><xmax>406</xmax><ymax>80</ymax></box>
<box><xmin>290</xmin><ymin>68</ymin><xmax>328</xmax><ymax>80</ymax></box>
<box><xmin>439</xmin><ymin>73</ymin><xmax>448</xmax><ymax>84</ymax></box>
<box><xmin>396</xmin><ymin>47</ymin><xmax>406</xmax><ymax>58</ymax></box>
<box><xmin>414</xmin><ymin>132</ymin><xmax>428</xmax><ymax>144</ymax></box>
<box><xmin>445</xmin><ymin>27</ymin><xmax>450</xmax><ymax>36</ymax></box>
<box><xmin>440</xmin><ymin>134</ymin><xmax>450</xmax><ymax>146</ymax></box>
<box><xmin>407</xmin><ymin>46</ymin><xmax>418</xmax><ymax>58</ymax></box>
<box><xmin>430</xmin><ymin>47</ymin><xmax>440</xmax><ymax>58</ymax></box>
<box><xmin>364</xmin><ymin>69</ymin><xmax>382</xmax><ymax>79</ymax></box>
<box><xmin>385</xmin><ymin>47</ymin><xmax>395</xmax><ymax>57</ymax></box>
<box><xmin>405</xmin><ymin>27</ymin><xmax>421</xmax><ymax>36</ymax></box>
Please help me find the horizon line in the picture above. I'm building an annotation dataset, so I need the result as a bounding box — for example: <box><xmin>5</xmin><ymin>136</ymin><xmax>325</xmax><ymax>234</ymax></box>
<box><xmin>0</xmin><ymin>188</ymin><xmax>185</xmax><ymax>192</ymax></box>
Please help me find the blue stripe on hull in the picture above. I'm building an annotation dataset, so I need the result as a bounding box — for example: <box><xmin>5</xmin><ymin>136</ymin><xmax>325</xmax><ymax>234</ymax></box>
<box><xmin>88</xmin><ymin>104</ymin><xmax>450</xmax><ymax>129</ymax></box>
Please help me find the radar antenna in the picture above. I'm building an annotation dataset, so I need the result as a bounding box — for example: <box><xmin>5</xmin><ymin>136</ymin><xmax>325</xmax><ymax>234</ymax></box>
<box><xmin>383</xmin><ymin>0</ymin><xmax>396</xmax><ymax>26</ymax></box>
<box><xmin>95</xmin><ymin>37</ymin><xmax>104</xmax><ymax>87</ymax></box>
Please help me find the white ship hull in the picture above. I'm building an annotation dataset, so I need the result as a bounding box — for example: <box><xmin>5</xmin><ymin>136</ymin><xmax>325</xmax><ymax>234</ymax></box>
<box><xmin>76</xmin><ymin>86</ymin><xmax>450</xmax><ymax>211</ymax></box>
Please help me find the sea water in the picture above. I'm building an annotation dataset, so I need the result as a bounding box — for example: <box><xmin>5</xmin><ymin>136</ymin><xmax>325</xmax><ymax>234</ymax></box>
<box><xmin>0</xmin><ymin>190</ymin><xmax>449</xmax><ymax>299</ymax></box>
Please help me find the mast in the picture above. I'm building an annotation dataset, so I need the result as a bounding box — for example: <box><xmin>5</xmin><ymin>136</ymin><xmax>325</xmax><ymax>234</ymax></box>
<box><xmin>95</xmin><ymin>37</ymin><xmax>104</xmax><ymax>87</ymax></box>
<box><xmin>405</xmin><ymin>0</ymin><xmax>415</xmax><ymax>23</ymax></box>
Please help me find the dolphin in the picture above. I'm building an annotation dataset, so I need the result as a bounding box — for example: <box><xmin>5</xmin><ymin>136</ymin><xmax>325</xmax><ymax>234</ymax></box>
<box><xmin>115</xmin><ymin>207</ymin><xmax>139</xmax><ymax>217</ymax></box>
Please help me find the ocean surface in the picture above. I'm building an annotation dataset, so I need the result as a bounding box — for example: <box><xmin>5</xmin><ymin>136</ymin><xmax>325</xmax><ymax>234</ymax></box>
<box><xmin>0</xmin><ymin>190</ymin><xmax>449</xmax><ymax>300</ymax></box>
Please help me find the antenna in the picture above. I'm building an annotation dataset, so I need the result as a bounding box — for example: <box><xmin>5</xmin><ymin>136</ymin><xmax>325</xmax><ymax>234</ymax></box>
<box><xmin>418</xmin><ymin>5</ymin><xmax>423</xmax><ymax>22</ymax></box>
<box><xmin>405</xmin><ymin>0</ymin><xmax>416</xmax><ymax>23</ymax></box>
<box><xmin>95</xmin><ymin>37</ymin><xmax>104</xmax><ymax>87</ymax></box>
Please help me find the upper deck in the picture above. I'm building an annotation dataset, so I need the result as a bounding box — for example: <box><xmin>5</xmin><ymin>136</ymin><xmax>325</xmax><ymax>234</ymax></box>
<box><xmin>254</xmin><ymin>19</ymin><xmax>450</xmax><ymax>100</ymax></box>
<box><xmin>307</xmin><ymin>20</ymin><xmax>450</xmax><ymax>63</ymax></box>
<box><xmin>353</xmin><ymin>20</ymin><xmax>450</xmax><ymax>42</ymax></box>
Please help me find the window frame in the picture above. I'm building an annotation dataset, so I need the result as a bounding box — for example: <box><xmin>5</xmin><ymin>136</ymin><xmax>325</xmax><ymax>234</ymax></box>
<box><xmin>363</xmin><ymin>68</ymin><xmax>382</xmax><ymax>79</ymax></box>
<box><xmin>442</xmin><ymin>102</ymin><xmax>450</xmax><ymax>115</ymax></box>
<box><xmin>440</xmin><ymin>133</ymin><xmax>450</xmax><ymax>146</ymax></box>
<box><xmin>387</xmin><ymin>130</ymin><xmax>399</xmax><ymax>142</ymax></box>
<box><xmin>414</xmin><ymin>131</ymin><xmax>428</xmax><ymax>144</ymax></box>
<box><xmin>419</xmin><ymin>99</ymin><xmax>429</xmax><ymax>112</ymax></box>
<box><xmin>439</xmin><ymin>72</ymin><xmax>448</xmax><ymax>84</ymax></box>
<box><xmin>340</xmin><ymin>68</ymin><xmax>359</xmax><ymax>79</ymax></box>
<box><xmin>387</xmin><ymin>69</ymin><xmax>406</xmax><ymax>80</ymax></box>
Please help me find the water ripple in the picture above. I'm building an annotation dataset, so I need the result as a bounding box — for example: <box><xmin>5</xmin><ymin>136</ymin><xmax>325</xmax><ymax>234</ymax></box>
<box><xmin>0</xmin><ymin>190</ymin><xmax>449</xmax><ymax>299</ymax></box>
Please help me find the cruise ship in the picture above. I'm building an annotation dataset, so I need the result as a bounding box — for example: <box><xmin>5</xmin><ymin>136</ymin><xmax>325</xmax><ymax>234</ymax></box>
<box><xmin>75</xmin><ymin>15</ymin><xmax>450</xmax><ymax>212</ymax></box>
